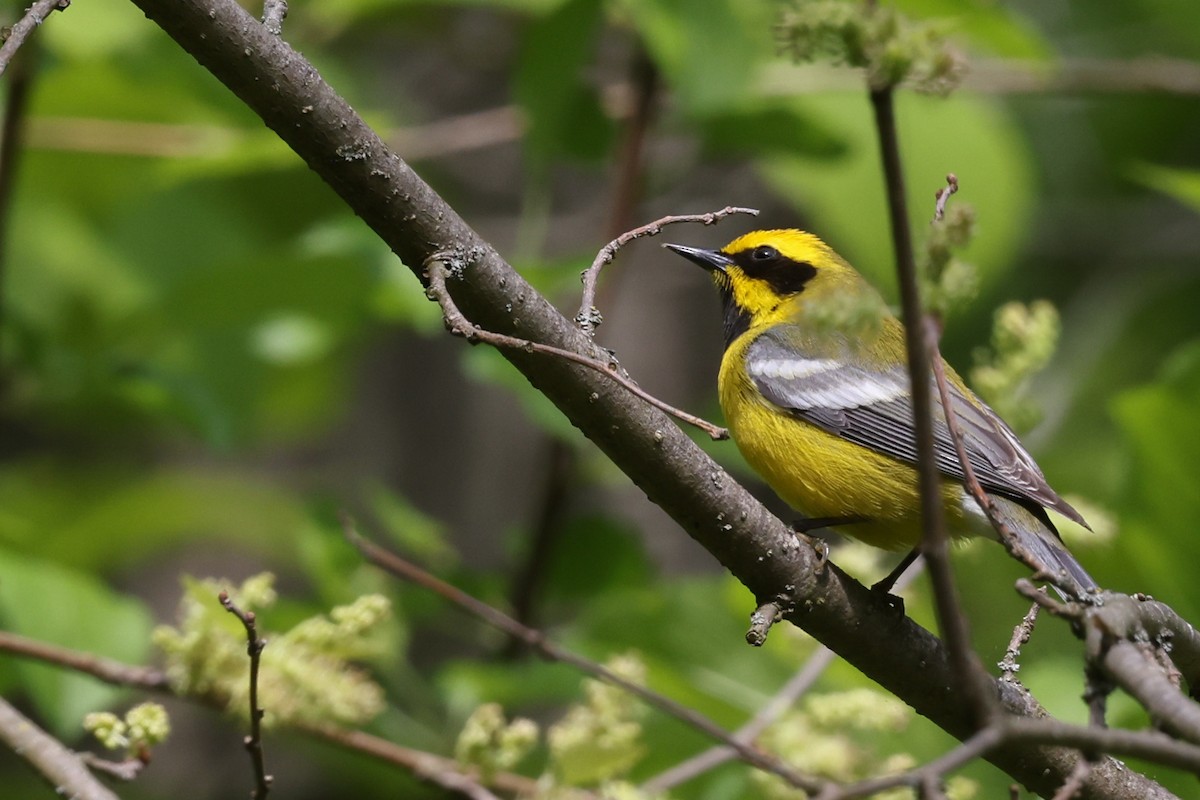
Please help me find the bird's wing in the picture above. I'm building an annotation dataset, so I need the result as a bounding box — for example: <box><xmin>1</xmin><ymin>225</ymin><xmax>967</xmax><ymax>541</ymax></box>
<box><xmin>745</xmin><ymin>329</ymin><xmax>1088</xmax><ymax>527</ymax></box>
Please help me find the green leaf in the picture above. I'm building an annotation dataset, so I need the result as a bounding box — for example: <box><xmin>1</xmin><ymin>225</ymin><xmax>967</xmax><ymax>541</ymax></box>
<box><xmin>540</xmin><ymin>514</ymin><xmax>652</xmax><ymax>603</ymax></box>
<box><xmin>1110</xmin><ymin>342</ymin><xmax>1200</xmax><ymax>600</ymax></box>
<box><xmin>0</xmin><ymin>549</ymin><xmax>153</xmax><ymax>734</ymax></box>
<box><xmin>460</xmin><ymin>347</ymin><xmax>588</xmax><ymax>444</ymax></box>
<box><xmin>625</xmin><ymin>0</ymin><xmax>772</xmax><ymax>114</ymax></box>
<box><xmin>513</xmin><ymin>0</ymin><xmax>613</xmax><ymax>167</ymax></box>
<box><xmin>1112</xmin><ymin>341</ymin><xmax>1200</xmax><ymax>530</ymax></box>
<box><xmin>896</xmin><ymin>0</ymin><xmax>1052</xmax><ymax>59</ymax></box>
<box><xmin>0</xmin><ymin>464</ymin><xmax>308</xmax><ymax>571</ymax></box>
<box><xmin>1129</xmin><ymin>161</ymin><xmax>1200</xmax><ymax>213</ymax></box>
<box><xmin>698</xmin><ymin>101</ymin><xmax>847</xmax><ymax>159</ymax></box>
<box><xmin>368</xmin><ymin>483</ymin><xmax>458</xmax><ymax>572</ymax></box>
<box><xmin>42</xmin><ymin>1</ymin><xmax>163</xmax><ymax>69</ymax></box>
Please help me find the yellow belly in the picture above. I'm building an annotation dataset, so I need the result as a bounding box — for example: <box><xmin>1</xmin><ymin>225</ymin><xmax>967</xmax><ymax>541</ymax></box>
<box><xmin>718</xmin><ymin>345</ymin><xmax>972</xmax><ymax>551</ymax></box>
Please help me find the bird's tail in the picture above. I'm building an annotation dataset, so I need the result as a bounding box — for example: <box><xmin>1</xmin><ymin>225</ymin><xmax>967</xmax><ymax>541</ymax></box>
<box><xmin>989</xmin><ymin>497</ymin><xmax>1097</xmax><ymax>600</ymax></box>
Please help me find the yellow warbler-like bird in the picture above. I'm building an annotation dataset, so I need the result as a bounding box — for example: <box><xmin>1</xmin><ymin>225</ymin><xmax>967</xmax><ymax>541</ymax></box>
<box><xmin>665</xmin><ymin>229</ymin><xmax>1094</xmax><ymax>597</ymax></box>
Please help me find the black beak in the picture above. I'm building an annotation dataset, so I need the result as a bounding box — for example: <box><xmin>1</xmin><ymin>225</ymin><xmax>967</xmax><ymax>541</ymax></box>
<box><xmin>663</xmin><ymin>243</ymin><xmax>733</xmax><ymax>273</ymax></box>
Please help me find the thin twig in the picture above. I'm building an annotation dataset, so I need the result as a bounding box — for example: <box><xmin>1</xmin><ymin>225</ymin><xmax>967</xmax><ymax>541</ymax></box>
<box><xmin>9</xmin><ymin>621</ymin><xmax>1200</xmax><ymax>795</ymax></box>
<box><xmin>1003</xmin><ymin>714</ymin><xmax>1200</xmax><ymax>774</ymax></box>
<box><xmin>78</xmin><ymin>753</ymin><xmax>148</xmax><ymax>782</ymax></box>
<box><xmin>816</xmin><ymin>726</ymin><xmax>1005</xmax><ymax>800</ymax></box>
<box><xmin>999</xmin><ymin>597</ymin><xmax>1042</xmax><ymax>682</ymax></box>
<box><xmin>1015</xmin><ymin>579</ymin><xmax>1077</xmax><ymax>617</ymax></box>
<box><xmin>0</xmin><ymin>628</ymin><xmax>541</xmax><ymax>800</ymax></box>
<box><xmin>0</xmin><ymin>0</ymin><xmax>69</xmax><ymax>78</ymax></box>
<box><xmin>1050</xmin><ymin>756</ymin><xmax>1093</xmax><ymax>800</ymax></box>
<box><xmin>501</xmin><ymin>439</ymin><xmax>575</xmax><ymax>656</ymax></box>
<box><xmin>1103</xmin><ymin>640</ymin><xmax>1200</xmax><ymax>745</ymax></box>
<box><xmin>925</xmin><ymin>319</ymin><xmax>1050</xmax><ymax>582</ymax></box>
<box><xmin>424</xmin><ymin>254</ymin><xmax>729</xmax><ymax>439</ymax></box>
<box><xmin>745</xmin><ymin>600</ymin><xmax>784</xmax><ymax>647</ymax></box>
<box><xmin>575</xmin><ymin>206</ymin><xmax>758</xmax><ymax>337</ymax></box>
<box><xmin>305</xmin><ymin>725</ymin><xmax>555</xmax><ymax>799</ymax></box>
<box><xmin>644</xmin><ymin>561</ymin><xmax>925</xmax><ymax>793</ymax></box>
<box><xmin>220</xmin><ymin>590</ymin><xmax>273</xmax><ymax>799</ymax></box>
<box><xmin>0</xmin><ymin>27</ymin><xmax>35</xmax><ymax>351</ymax></box>
<box><xmin>643</xmin><ymin>646</ymin><xmax>836</xmax><ymax>793</ymax></box>
<box><xmin>0</xmin><ymin>629</ymin><xmax>169</xmax><ymax>688</ymax></box>
<box><xmin>933</xmin><ymin>173</ymin><xmax>958</xmax><ymax>222</ymax></box>
<box><xmin>868</xmin><ymin>85</ymin><xmax>993</xmax><ymax>725</ymax></box>
<box><xmin>1083</xmin><ymin>662</ymin><xmax>1113</xmax><ymax>730</ymax></box>
<box><xmin>342</xmin><ymin>515</ymin><xmax>830</xmax><ymax>796</ymax></box>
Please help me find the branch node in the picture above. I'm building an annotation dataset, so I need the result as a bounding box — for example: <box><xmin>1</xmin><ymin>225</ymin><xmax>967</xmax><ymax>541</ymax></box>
<box><xmin>746</xmin><ymin>601</ymin><xmax>783</xmax><ymax>647</ymax></box>
<box><xmin>261</xmin><ymin>0</ymin><xmax>287</xmax><ymax>36</ymax></box>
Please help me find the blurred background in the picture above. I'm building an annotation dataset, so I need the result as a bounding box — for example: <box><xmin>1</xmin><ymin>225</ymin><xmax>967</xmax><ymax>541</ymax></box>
<box><xmin>2</xmin><ymin>0</ymin><xmax>1199</xmax><ymax>797</ymax></box>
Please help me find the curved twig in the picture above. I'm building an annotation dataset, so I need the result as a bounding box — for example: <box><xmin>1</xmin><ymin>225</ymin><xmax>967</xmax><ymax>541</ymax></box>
<box><xmin>425</xmin><ymin>253</ymin><xmax>729</xmax><ymax>440</ymax></box>
<box><xmin>575</xmin><ymin>206</ymin><xmax>759</xmax><ymax>336</ymax></box>
<box><xmin>220</xmin><ymin>591</ymin><xmax>273</xmax><ymax>799</ymax></box>
<box><xmin>343</xmin><ymin>515</ymin><xmax>829</xmax><ymax>796</ymax></box>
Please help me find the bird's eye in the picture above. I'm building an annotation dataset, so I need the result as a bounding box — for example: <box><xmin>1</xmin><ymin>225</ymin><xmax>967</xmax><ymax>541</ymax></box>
<box><xmin>751</xmin><ymin>245</ymin><xmax>778</xmax><ymax>262</ymax></box>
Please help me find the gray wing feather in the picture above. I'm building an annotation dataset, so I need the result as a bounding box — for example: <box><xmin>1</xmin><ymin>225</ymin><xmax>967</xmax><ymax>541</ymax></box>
<box><xmin>746</xmin><ymin>330</ymin><xmax>1088</xmax><ymax>527</ymax></box>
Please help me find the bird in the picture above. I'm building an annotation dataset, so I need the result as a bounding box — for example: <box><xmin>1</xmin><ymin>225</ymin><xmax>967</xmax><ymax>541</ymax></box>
<box><xmin>664</xmin><ymin>228</ymin><xmax>1095</xmax><ymax>598</ymax></box>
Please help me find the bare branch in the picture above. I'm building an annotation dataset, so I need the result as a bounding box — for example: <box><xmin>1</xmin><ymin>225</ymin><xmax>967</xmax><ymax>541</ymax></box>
<box><xmin>1051</xmin><ymin>758</ymin><xmax>1093</xmax><ymax>800</ymax></box>
<box><xmin>0</xmin><ymin>628</ymin><xmax>541</xmax><ymax>798</ymax></box>
<box><xmin>0</xmin><ymin>629</ymin><xmax>169</xmax><ymax>689</ymax></box>
<box><xmin>999</xmin><ymin>597</ymin><xmax>1042</xmax><ymax>683</ymax></box>
<box><xmin>305</xmin><ymin>725</ymin><xmax>553</xmax><ymax>799</ymax></box>
<box><xmin>575</xmin><ymin>206</ymin><xmax>758</xmax><ymax>336</ymax></box>
<box><xmin>925</xmin><ymin>320</ymin><xmax>1055</xmax><ymax>584</ymax></box>
<box><xmin>220</xmin><ymin>590</ymin><xmax>273</xmax><ymax>799</ymax></box>
<box><xmin>869</xmin><ymin>84</ymin><xmax>994</xmax><ymax>726</ymax></box>
<box><xmin>342</xmin><ymin>515</ymin><xmax>830</xmax><ymax>796</ymax></box>
<box><xmin>0</xmin><ymin>0</ymin><xmax>69</xmax><ymax>79</ymax></box>
<box><xmin>933</xmin><ymin>173</ymin><xmax>958</xmax><ymax>222</ymax></box>
<box><xmin>425</xmin><ymin>252</ymin><xmax>729</xmax><ymax>440</ymax></box>
<box><xmin>0</xmin><ymin>697</ymin><xmax>119</xmax><ymax>800</ymax></box>
<box><xmin>1103</xmin><ymin>641</ymin><xmax>1200</xmax><ymax>745</ymax></box>
<box><xmin>78</xmin><ymin>752</ymin><xmax>148</xmax><ymax>782</ymax></box>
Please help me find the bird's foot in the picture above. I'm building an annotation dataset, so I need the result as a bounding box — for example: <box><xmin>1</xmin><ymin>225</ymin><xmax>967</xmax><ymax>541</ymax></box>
<box><xmin>869</xmin><ymin>582</ymin><xmax>906</xmax><ymax>614</ymax></box>
<box><xmin>787</xmin><ymin>521</ymin><xmax>833</xmax><ymax>574</ymax></box>
<box><xmin>870</xmin><ymin>549</ymin><xmax>921</xmax><ymax>614</ymax></box>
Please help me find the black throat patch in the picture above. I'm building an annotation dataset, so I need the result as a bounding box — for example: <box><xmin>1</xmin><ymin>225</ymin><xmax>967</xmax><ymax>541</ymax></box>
<box><xmin>718</xmin><ymin>285</ymin><xmax>752</xmax><ymax>350</ymax></box>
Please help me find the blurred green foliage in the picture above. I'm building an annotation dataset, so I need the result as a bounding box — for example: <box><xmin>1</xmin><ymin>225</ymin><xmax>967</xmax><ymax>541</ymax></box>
<box><xmin>1</xmin><ymin>0</ymin><xmax>1199</xmax><ymax>798</ymax></box>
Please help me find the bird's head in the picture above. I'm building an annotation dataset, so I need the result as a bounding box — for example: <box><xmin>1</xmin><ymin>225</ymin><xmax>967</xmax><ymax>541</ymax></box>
<box><xmin>665</xmin><ymin>229</ymin><xmax>867</xmax><ymax>346</ymax></box>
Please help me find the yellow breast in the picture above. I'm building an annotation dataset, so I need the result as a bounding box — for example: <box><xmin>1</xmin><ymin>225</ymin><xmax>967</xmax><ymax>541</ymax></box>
<box><xmin>718</xmin><ymin>333</ymin><xmax>972</xmax><ymax>550</ymax></box>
